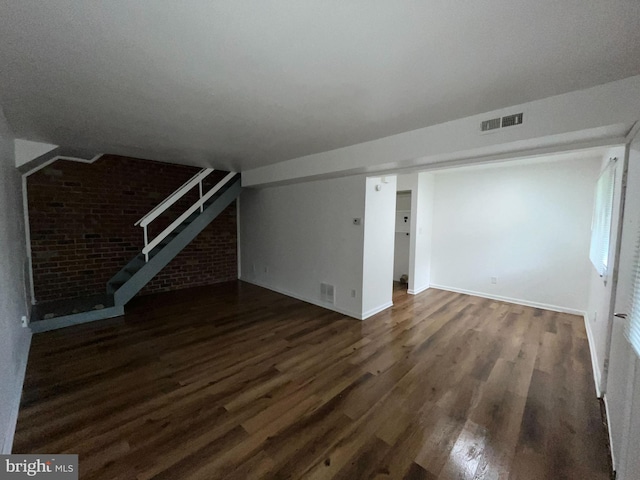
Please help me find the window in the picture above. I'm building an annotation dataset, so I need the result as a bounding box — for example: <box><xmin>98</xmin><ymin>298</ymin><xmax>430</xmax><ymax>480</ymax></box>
<box><xmin>589</xmin><ymin>159</ymin><xmax>616</xmax><ymax>277</ymax></box>
<box><xmin>626</xmin><ymin>225</ymin><xmax>640</xmax><ymax>358</ymax></box>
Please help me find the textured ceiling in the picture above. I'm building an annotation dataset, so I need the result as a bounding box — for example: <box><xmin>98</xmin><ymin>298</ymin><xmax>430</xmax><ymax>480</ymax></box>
<box><xmin>1</xmin><ymin>1</ymin><xmax>639</xmax><ymax>171</ymax></box>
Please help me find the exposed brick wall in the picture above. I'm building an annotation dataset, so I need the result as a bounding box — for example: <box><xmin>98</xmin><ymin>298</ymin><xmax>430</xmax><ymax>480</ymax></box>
<box><xmin>28</xmin><ymin>155</ymin><xmax>237</xmax><ymax>303</ymax></box>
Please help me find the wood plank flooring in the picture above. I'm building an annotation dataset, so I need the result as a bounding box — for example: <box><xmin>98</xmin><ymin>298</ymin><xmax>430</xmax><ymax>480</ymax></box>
<box><xmin>14</xmin><ymin>281</ymin><xmax>611</xmax><ymax>479</ymax></box>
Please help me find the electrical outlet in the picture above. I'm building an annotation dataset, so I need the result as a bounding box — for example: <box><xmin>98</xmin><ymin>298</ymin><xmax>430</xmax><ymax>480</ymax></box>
<box><xmin>491</xmin><ymin>277</ymin><xmax>497</xmax><ymax>284</ymax></box>
<box><xmin>21</xmin><ymin>316</ymin><xmax>28</xmax><ymax>327</ymax></box>
<box><xmin>351</xmin><ymin>289</ymin><xmax>356</xmax><ymax>298</ymax></box>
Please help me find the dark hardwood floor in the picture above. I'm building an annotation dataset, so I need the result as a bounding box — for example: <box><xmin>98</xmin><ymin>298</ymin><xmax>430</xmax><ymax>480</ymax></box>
<box><xmin>14</xmin><ymin>281</ymin><xmax>611</xmax><ymax>479</ymax></box>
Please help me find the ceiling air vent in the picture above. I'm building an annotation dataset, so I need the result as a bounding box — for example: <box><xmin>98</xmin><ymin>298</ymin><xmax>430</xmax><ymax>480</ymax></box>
<box><xmin>501</xmin><ymin>112</ymin><xmax>523</xmax><ymax>128</ymax></box>
<box><xmin>481</xmin><ymin>112</ymin><xmax>524</xmax><ymax>134</ymax></box>
<box><xmin>320</xmin><ymin>283</ymin><xmax>335</xmax><ymax>304</ymax></box>
<box><xmin>481</xmin><ymin>117</ymin><xmax>501</xmax><ymax>132</ymax></box>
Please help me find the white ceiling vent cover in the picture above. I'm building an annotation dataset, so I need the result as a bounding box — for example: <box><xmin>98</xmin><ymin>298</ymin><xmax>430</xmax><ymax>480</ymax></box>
<box><xmin>480</xmin><ymin>117</ymin><xmax>501</xmax><ymax>132</ymax></box>
<box><xmin>501</xmin><ymin>112</ymin><xmax>523</xmax><ymax>128</ymax></box>
<box><xmin>481</xmin><ymin>112</ymin><xmax>524</xmax><ymax>133</ymax></box>
<box><xmin>321</xmin><ymin>283</ymin><xmax>335</xmax><ymax>304</ymax></box>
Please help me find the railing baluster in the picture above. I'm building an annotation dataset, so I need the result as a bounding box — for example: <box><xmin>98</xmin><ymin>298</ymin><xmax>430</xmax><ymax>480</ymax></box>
<box><xmin>136</xmin><ymin>171</ymin><xmax>236</xmax><ymax>262</ymax></box>
<box><xmin>135</xmin><ymin>168</ymin><xmax>214</xmax><ymax>228</ymax></box>
<box><xmin>143</xmin><ymin>225</ymin><xmax>149</xmax><ymax>262</ymax></box>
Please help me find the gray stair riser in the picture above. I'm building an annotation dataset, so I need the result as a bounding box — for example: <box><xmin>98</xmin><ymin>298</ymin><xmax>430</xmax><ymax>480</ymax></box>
<box><xmin>114</xmin><ymin>178</ymin><xmax>241</xmax><ymax>306</ymax></box>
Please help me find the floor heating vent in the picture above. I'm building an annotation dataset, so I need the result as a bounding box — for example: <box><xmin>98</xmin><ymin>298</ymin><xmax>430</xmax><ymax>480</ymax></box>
<box><xmin>321</xmin><ymin>283</ymin><xmax>335</xmax><ymax>304</ymax></box>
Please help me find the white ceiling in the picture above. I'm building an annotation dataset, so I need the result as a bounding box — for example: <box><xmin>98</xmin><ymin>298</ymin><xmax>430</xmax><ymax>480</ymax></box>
<box><xmin>430</xmin><ymin>147</ymin><xmax>609</xmax><ymax>175</ymax></box>
<box><xmin>1</xmin><ymin>1</ymin><xmax>639</xmax><ymax>172</ymax></box>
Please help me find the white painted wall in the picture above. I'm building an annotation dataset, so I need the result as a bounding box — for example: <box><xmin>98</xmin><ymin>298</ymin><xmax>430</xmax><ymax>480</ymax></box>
<box><xmin>393</xmin><ymin>192</ymin><xmax>411</xmax><ymax>282</ymax></box>
<box><xmin>395</xmin><ymin>173</ymin><xmax>436</xmax><ymax>294</ymax></box>
<box><xmin>430</xmin><ymin>156</ymin><xmax>601</xmax><ymax>314</ymax></box>
<box><xmin>243</xmin><ymin>76</ymin><xmax>640</xmax><ymax>186</ymax></box>
<box><xmin>362</xmin><ymin>177</ymin><xmax>397</xmax><ymax>318</ymax></box>
<box><xmin>393</xmin><ymin>234</ymin><xmax>410</xmax><ymax>282</ymax></box>
<box><xmin>586</xmin><ymin>146</ymin><xmax>628</xmax><ymax>394</ymax></box>
<box><xmin>396</xmin><ymin>192</ymin><xmax>412</xmax><ymax>211</ymax></box>
<box><xmin>397</xmin><ymin>174</ymin><xmax>419</xmax><ymax>291</ymax></box>
<box><xmin>396</xmin><ymin>175</ymin><xmax>416</xmax><ymax>192</ymax></box>
<box><xmin>409</xmin><ymin>172</ymin><xmax>435</xmax><ymax>295</ymax></box>
<box><xmin>14</xmin><ymin>139</ymin><xmax>56</xmax><ymax>168</ymax></box>
<box><xmin>239</xmin><ymin>175</ymin><xmax>366</xmax><ymax>319</ymax></box>
<box><xmin>0</xmin><ymin>108</ymin><xmax>32</xmax><ymax>453</ymax></box>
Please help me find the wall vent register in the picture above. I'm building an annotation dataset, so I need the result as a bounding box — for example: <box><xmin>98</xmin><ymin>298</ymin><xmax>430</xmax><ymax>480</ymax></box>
<box><xmin>501</xmin><ymin>112</ymin><xmax>524</xmax><ymax>127</ymax></box>
<box><xmin>480</xmin><ymin>112</ymin><xmax>524</xmax><ymax>132</ymax></box>
<box><xmin>320</xmin><ymin>283</ymin><xmax>335</xmax><ymax>304</ymax></box>
<box><xmin>480</xmin><ymin>117</ymin><xmax>501</xmax><ymax>132</ymax></box>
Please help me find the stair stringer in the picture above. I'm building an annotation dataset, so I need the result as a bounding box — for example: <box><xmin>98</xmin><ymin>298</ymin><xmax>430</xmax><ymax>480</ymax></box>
<box><xmin>113</xmin><ymin>177</ymin><xmax>241</xmax><ymax>306</ymax></box>
<box><xmin>30</xmin><ymin>305</ymin><xmax>124</xmax><ymax>333</ymax></box>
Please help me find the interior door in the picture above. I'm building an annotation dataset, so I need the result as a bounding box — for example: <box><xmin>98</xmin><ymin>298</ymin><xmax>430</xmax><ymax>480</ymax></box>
<box><xmin>606</xmin><ymin>128</ymin><xmax>640</xmax><ymax>479</ymax></box>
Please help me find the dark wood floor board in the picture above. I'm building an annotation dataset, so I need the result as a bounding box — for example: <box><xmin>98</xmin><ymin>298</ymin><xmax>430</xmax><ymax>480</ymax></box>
<box><xmin>413</xmin><ymin>410</ymin><xmax>467</xmax><ymax>476</ymax></box>
<box><xmin>331</xmin><ymin>435</ymin><xmax>394</xmax><ymax>479</ymax></box>
<box><xmin>374</xmin><ymin>407</ymin><xmax>442</xmax><ymax>479</ymax></box>
<box><xmin>258</xmin><ymin>388</ymin><xmax>365</xmax><ymax>478</ymax></box>
<box><xmin>298</xmin><ymin>395</ymin><xmax>404</xmax><ymax>479</ymax></box>
<box><xmin>14</xmin><ymin>281</ymin><xmax>611</xmax><ymax>479</ymax></box>
<box><xmin>438</xmin><ymin>419</ymin><xmax>490</xmax><ymax>479</ymax></box>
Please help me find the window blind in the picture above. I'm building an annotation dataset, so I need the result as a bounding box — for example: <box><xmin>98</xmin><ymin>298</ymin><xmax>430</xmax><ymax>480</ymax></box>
<box><xmin>625</xmin><ymin>224</ymin><xmax>640</xmax><ymax>358</ymax></box>
<box><xmin>589</xmin><ymin>159</ymin><xmax>616</xmax><ymax>277</ymax></box>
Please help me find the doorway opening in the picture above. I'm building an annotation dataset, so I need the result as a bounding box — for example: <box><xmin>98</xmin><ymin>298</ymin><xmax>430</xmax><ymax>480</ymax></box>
<box><xmin>393</xmin><ymin>191</ymin><xmax>411</xmax><ymax>292</ymax></box>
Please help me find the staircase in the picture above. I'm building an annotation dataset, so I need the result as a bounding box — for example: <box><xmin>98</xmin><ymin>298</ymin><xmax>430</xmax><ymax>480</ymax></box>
<box><xmin>29</xmin><ymin>170</ymin><xmax>241</xmax><ymax>333</ymax></box>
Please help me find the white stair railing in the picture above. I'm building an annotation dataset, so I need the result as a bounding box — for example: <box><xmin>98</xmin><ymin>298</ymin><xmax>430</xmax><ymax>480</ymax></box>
<box><xmin>135</xmin><ymin>169</ymin><xmax>236</xmax><ymax>261</ymax></box>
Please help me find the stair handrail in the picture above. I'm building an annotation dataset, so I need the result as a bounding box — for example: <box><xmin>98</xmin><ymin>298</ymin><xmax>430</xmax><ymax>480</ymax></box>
<box><xmin>135</xmin><ymin>168</ymin><xmax>214</xmax><ymax>228</ymax></box>
<box><xmin>141</xmin><ymin>172</ymin><xmax>237</xmax><ymax>261</ymax></box>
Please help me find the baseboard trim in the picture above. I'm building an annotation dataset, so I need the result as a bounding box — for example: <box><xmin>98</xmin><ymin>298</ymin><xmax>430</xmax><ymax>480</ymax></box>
<box><xmin>428</xmin><ymin>284</ymin><xmax>585</xmax><ymax>316</ymax></box>
<box><xmin>583</xmin><ymin>313</ymin><xmax>603</xmax><ymax>398</ymax></box>
<box><xmin>240</xmin><ymin>278</ymin><xmax>363</xmax><ymax>320</ymax></box>
<box><xmin>408</xmin><ymin>284</ymin><xmax>430</xmax><ymax>295</ymax></box>
<box><xmin>2</xmin><ymin>334</ymin><xmax>31</xmax><ymax>454</ymax></box>
<box><xmin>361</xmin><ymin>301</ymin><xmax>393</xmax><ymax>320</ymax></box>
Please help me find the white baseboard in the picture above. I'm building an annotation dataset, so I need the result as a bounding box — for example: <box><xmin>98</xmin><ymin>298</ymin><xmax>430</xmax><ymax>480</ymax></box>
<box><xmin>428</xmin><ymin>284</ymin><xmax>586</xmax><ymax>316</ymax></box>
<box><xmin>240</xmin><ymin>278</ymin><xmax>363</xmax><ymax>320</ymax></box>
<box><xmin>408</xmin><ymin>284</ymin><xmax>430</xmax><ymax>295</ymax></box>
<box><xmin>361</xmin><ymin>301</ymin><xmax>393</xmax><ymax>320</ymax></box>
<box><xmin>1</xmin><ymin>334</ymin><xmax>31</xmax><ymax>454</ymax></box>
<box><xmin>583</xmin><ymin>313</ymin><xmax>603</xmax><ymax>398</ymax></box>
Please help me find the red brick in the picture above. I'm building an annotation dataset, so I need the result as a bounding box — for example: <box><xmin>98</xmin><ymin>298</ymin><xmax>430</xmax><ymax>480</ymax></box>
<box><xmin>28</xmin><ymin>155</ymin><xmax>237</xmax><ymax>302</ymax></box>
